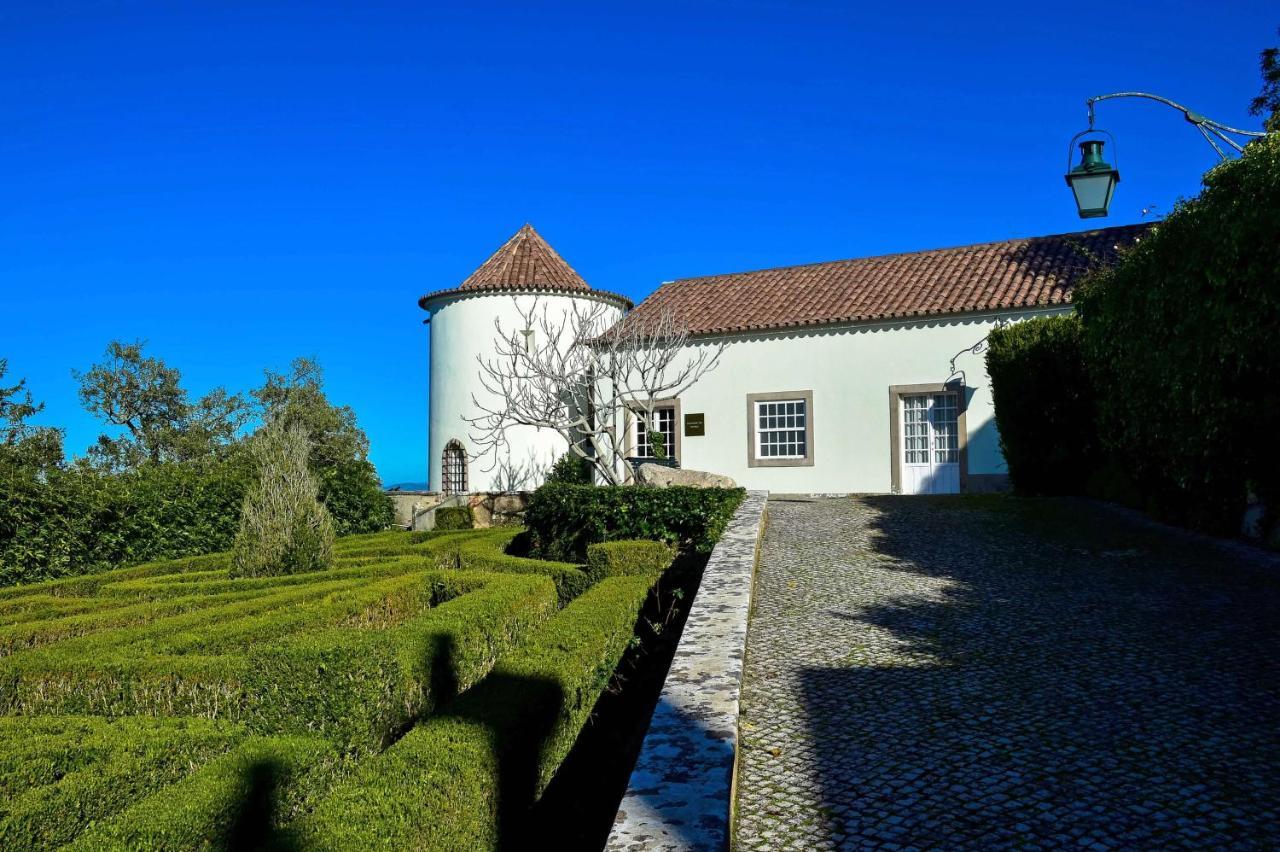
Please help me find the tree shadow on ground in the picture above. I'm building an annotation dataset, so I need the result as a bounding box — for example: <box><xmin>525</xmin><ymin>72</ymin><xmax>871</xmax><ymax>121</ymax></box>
<box><xmin>795</xmin><ymin>496</ymin><xmax>1280</xmax><ymax>848</ymax></box>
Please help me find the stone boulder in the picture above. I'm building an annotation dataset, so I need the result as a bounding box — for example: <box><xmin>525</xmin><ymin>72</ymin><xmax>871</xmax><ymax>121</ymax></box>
<box><xmin>636</xmin><ymin>464</ymin><xmax>736</xmax><ymax>489</ymax></box>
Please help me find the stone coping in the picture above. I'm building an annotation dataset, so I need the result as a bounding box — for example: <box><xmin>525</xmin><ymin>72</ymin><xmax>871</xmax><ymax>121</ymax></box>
<box><xmin>606</xmin><ymin>490</ymin><xmax>769</xmax><ymax>851</ymax></box>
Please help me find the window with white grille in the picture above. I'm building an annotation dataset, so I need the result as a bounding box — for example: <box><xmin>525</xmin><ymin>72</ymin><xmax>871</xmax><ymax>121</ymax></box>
<box><xmin>929</xmin><ymin>394</ymin><xmax>959</xmax><ymax>464</ymax></box>
<box><xmin>633</xmin><ymin>406</ymin><xmax>677</xmax><ymax>460</ymax></box>
<box><xmin>755</xmin><ymin>399</ymin><xmax>807</xmax><ymax>459</ymax></box>
<box><xmin>902</xmin><ymin>394</ymin><xmax>958</xmax><ymax>465</ymax></box>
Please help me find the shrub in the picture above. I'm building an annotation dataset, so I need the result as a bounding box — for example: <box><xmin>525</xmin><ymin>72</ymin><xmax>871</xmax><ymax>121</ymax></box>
<box><xmin>524</xmin><ymin>483</ymin><xmax>745</xmax><ymax>561</ymax></box>
<box><xmin>230</xmin><ymin>421</ymin><xmax>336</xmax><ymax>578</ymax></box>
<box><xmin>317</xmin><ymin>458</ymin><xmax>395</xmax><ymax>536</ymax></box>
<box><xmin>1075</xmin><ymin>132</ymin><xmax>1280</xmax><ymax>532</ymax></box>
<box><xmin>986</xmin><ymin>314</ymin><xmax>1100</xmax><ymax>495</ymax></box>
<box><xmin>434</xmin><ymin>505</ymin><xmax>474</xmax><ymax>531</ymax></box>
<box><xmin>1</xmin><ymin>527</ymin><xmax>673</xmax><ymax>847</ymax></box>
<box><xmin>0</xmin><ymin>455</ymin><xmax>254</xmax><ymax>589</ymax></box>
<box><xmin>545</xmin><ymin>452</ymin><xmax>593</xmax><ymax>485</ymax></box>
<box><xmin>586</xmin><ymin>539</ymin><xmax>675</xmax><ymax>582</ymax></box>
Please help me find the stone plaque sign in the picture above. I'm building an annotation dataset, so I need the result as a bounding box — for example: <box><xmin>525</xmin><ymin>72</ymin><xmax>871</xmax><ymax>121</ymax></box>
<box><xmin>685</xmin><ymin>412</ymin><xmax>705</xmax><ymax>436</ymax></box>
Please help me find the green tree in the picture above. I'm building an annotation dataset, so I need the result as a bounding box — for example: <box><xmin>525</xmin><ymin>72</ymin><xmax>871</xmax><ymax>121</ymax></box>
<box><xmin>1250</xmin><ymin>28</ymin><xmax>1280</xmax><ymax>132</ymax></box>
<box><xmin>252</xmin><ymin>358</ymin><xmax>391</xmax><ymax>534</ymax></box>
<box><xmin>252</xmin><ymin>358</ymin><xmax>367</xmax><ymax>469</ymax></box>
<box><xmin>230</xmin><ymin>420</ymin><xmax>335</xmax><ymax>577</ymax></box>
<box><xmin>74</xmin><ymin>340</ymin><xmax>249</xmax><ymax>468</ymax></box>
<box><xmin>0</xmin><ymin>359</ymin><xmax>63</xmax><ymax>472</ymax></box>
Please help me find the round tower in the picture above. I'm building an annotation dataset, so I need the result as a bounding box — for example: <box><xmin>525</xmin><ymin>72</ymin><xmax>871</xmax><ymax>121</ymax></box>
<box><xmin>420</xmin><ymin>224</ymin><xmax>631</xmax><ymax>494</ymax></box>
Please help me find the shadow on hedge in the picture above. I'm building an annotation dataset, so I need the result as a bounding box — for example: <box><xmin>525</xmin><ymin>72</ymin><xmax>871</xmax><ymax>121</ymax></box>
<box><xmin>211</xmin><ymin>635</ymin><xmax>565</xmax><ymax>851</ymax></box>
<box><xmin>223</xmin><ymin>759</ymin><xmax>298</xmax><ymax>852</ymax></box>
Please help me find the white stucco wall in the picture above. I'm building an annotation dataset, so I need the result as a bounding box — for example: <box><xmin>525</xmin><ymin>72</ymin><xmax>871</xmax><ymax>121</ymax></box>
<box><xmin>659</xmin><ymin>307</ymin><xmax>1069</xmax><ymax>493</ymax></box>
<box><xmin>427</xmin><ymin>290</ymin><xmax>625</xmax><ymax>492</ymax></box>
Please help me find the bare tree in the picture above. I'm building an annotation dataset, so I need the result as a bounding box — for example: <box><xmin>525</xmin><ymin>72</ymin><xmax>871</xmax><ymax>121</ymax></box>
<box><xmin>467</xmin><ymin>298</ymin><xmax>724</xmax><ymax>485</ymax></box>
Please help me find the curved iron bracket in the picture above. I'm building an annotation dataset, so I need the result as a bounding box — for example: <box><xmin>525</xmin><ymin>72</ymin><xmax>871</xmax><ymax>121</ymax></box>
<box><xmin>1086</xmin><ymin>91</ymin><xmax>1267</xmax><ymax>158</ymax></box>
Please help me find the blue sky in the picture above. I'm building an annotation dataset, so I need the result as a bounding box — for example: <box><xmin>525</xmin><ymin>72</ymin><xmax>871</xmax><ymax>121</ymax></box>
<box><xmin>1</xmin><ymin>1</ymin><xmax>1273</xmax><ymax>486</ymax></box>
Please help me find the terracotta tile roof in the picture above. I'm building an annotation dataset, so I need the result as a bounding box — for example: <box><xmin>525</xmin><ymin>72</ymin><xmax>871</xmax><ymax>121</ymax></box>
<box><xmin>457</xmin><ymin>223</ymin><xmax>591</xmax><ymax>292</ymax></box>
<box><xmin>619</xmin><ymin>223</ymin><xmax>1151</xmax><ymax>336</ymax></box>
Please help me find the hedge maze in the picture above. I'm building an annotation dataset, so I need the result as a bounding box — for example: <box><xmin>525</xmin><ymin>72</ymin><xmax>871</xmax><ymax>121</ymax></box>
<box><xmin>0</xmin><ymin>526</ymin><xmax>677</xmax><ymax>849</ymax></box>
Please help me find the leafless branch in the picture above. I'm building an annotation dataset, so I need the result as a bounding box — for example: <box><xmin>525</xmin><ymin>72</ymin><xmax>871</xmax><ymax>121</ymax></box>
<box><xmin>466</xmin><ymin>298</ymin><xmax>724</xmax><ymax>485</ymax></box>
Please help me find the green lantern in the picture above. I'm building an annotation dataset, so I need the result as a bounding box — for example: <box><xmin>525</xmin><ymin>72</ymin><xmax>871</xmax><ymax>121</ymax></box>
<box><xmin>1065</xmin><ymin>137</ymin><xmax>1120</xmax><ymax>219</ymax></box>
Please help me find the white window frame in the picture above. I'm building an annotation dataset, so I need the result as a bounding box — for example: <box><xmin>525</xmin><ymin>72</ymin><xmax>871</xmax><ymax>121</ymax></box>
<box><xmin>746</xmin><ymin>390</ymin><xmax>815</xmax><ymax>468</ymax></box>
<box><xmin>627</xmin><ymin>400</ymin><xmax>681</xmax><ymax>462</ymax></box>
<box><xmin>889</xmin><ymin>383</ymin><xmax>968</xmax><ymax>493</ymax></box>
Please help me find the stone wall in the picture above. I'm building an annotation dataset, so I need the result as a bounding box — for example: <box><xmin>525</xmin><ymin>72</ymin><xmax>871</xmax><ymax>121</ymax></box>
<box><xmin>387</xmin><ymin>492</ymin><xmax>443</xmax><ymax>529</ymax></box>
<box><xmin>607</xmin><ymin>490</ymin><xmax>770</xmax><ymax>850</ymax></box>
<box><xmin>386</xmin><ymin>491</ymin><xmax>531</xmax><ymax>531</ymax></box>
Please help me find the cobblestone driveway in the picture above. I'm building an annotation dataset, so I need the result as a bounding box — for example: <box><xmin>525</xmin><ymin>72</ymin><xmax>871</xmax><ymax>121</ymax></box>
<box><xmin>735</xmin><ymin>496</ymin><xmax>1280</xmax><ymax>850</ymax></box>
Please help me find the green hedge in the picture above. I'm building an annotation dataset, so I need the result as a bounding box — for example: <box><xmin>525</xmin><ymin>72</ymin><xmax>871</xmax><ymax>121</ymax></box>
<box><xmin>435</xmin><ymin>505</ymin><xmax>474</xmax><ymax>530</ymax></box>
<box><xmin>1</xmin><ymin>572</ymin><xmax>556</xmax><ymax>750</ymax></box>
<box><xmin>1075</xmin><ymin>133</ymin><xmax>1280</xmax><ymax>533</ymax></box>
<box><xmin>0</xmin><ymin>587</ymin><xmax>269</xmax><ymax>657</ymax></box>
<box><xmin>0</xmin><ymin>716</ymin><xmax>246</xmax><ymax>849</ymax></box>
<box><xmin>0</xmin><ymin>551</ymin><xmax>230</xmax><ymax>602</ymax></box>
<box><xmin>67</xmin><ymin>735</ymin><xmax>343</xmax><ymax>851</ymax></box>
<box><xmin>985</xmin><ymin>134</ymin><xmax>1280</xmax><ymax>535</ymax></box>
<box><xmin>287</xmin><ymin>573</ymin><xmax>658</xmax><ymax>849</ymax></box>
<box><xmin>986</xmin><ymin>314</ymin><xmax>1100</xmax><ymax>495</ymax></box>
<box><xmin>435</xmin><ymin>527</ymin><xmax>592</xmax><ymax>605</ymax></box>
<box><xmin>525</xmin><ymin>483</ymin><xmax>745</xmax><ymax>561</ymax></box>
<box><xmin>586</xmin><ymin>539</ymin><xmax>676</xmax><ymax>582</ymax></box>
<box><xmin>243</xmin><ymin>572</ymin><xmax>557</xmax><ymax>748</ymax></box>
<box><xmin>0</xmin><ymin>526</ymin><xmax>683</xmax><ymax>848</ymax></box>
<box><xmin>0</xmin><ymin>453</ymin><xmax>392</xmax><ymax>590</ymax></box>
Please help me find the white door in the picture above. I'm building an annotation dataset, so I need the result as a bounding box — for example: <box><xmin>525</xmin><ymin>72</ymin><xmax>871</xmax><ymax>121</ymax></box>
<box><xmin>901</xmin><ymin>393</ymin><xmax>960</xmax><ymax>494</ymax></box>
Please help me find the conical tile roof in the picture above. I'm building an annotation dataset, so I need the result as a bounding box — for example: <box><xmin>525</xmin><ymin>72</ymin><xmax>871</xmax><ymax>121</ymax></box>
<box><xmin>457</xmin><ymin>223</ymin><xmax>591</xmax><ymax>292</ymax></box>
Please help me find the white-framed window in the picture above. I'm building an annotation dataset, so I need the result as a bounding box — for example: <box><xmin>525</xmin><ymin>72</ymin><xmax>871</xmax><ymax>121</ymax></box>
<box><xmin>902</xmin><ymin>393</ymin><xmax>958</xmax><ymax>464</ymax></box>
<box><xmin>632</xmin><ymin>405</ymin><xmax>677</xmax><ymax>460</ymax></box>
<box><xmin>746</xmin><ymin>390</ymin><xmax>814</xmax><ymax>467</ymax></box>
<box><xmin>929</xmin><ymin>393</ymin><xmax>959</xmax><ymax>464</ymax></box>
<box><xmin>755</xmin><ymin>398</ymin><xmax>808</xmax><ymax>459</ymax></box>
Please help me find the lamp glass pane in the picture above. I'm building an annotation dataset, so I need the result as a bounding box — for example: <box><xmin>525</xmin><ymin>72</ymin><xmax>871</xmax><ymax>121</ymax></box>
<box><xmin>1069</xmin><ymin>172</ymin><xmax>1116</xmax><ymax>218</ymax></box>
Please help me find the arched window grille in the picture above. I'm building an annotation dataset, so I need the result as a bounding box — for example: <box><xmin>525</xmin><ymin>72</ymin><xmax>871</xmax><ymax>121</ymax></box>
<box><xmin>441</xmin><ymin>440</ymin><xmax>468</xmax><ymax>495</ymax></box>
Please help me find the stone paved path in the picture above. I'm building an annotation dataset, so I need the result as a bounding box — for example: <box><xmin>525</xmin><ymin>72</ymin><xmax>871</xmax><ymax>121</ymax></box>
<box><xmin>735</xmin><ymin>496</ymin><xmax>1280</xmax><ymax>850</ymax></box>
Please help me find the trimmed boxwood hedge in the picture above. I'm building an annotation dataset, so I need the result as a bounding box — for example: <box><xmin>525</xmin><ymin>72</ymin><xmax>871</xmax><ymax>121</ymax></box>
<box><xmin>67</xmin><ymin>735</ymin><xmax>344</xmax><ymax>851</ymax></box>
<box><xmin>586</xmin><ymin>539</ymin><xmax>676</xmax><ymax>582</ymax></box>
<box><xmin>243</xmin><ymin>572</ymin><xmax>557</xmax><ymax>747</ymax></box>
<box><xmin>0</xmin><ymin>716</ymin><xmax>246</xmax><ymax>849</ymax></box>
<box><xmin>286</xmin><ymin>573</ymin><xmax>661</xmax><ymax>849</ymax></box>
<box><xmin>1</xmin><ymin>572</ymin><xmax>557</xmax><ymax>750</ymax></box>
<box><xmin>434</xmin><ymin>527</ymin><xmax>592</xmax><ymax>605</ymax></box>
<box><xmin>525</xmin><ymin>483</ymin><xmax>745</xmax><ymax>561</ymax></box>
<box><xmin>0</xmin><ymin>527</ymin><xmax>688</xmax><ymax>847</ymax></box>
<box><xmin>986</xmin><ymin>314</ymin><xmax>1100</xmax><ymax>495</ymax></box>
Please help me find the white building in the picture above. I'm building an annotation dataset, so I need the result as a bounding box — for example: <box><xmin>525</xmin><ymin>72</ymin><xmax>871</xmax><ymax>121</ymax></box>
<box><xmin>420</xmin><ymin>224</ymin><xmax>630</xmax><ymax>493</ymax></box>
<box><xmin>422</xmin><ymin>222</ymin><xmax>1145</xmax><ymax>495</ymax></box>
